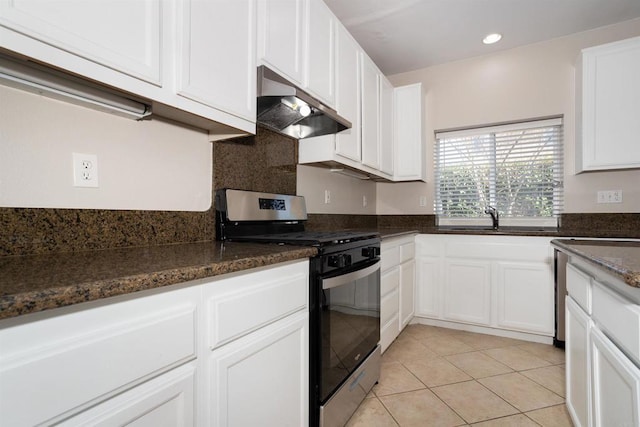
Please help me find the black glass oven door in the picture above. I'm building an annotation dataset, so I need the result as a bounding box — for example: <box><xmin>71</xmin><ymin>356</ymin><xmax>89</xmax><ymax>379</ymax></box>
<box><xmin>319</xmin><ymin>261</ymin><xmax>380</xmax><ymax>402</ymax></box>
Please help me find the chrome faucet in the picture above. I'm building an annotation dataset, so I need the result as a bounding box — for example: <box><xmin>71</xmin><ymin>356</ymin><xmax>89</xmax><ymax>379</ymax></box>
<box><xmin>484</xmin><ymin>206</ymin><xmax>499</xmax><ymax>230</ymax></box>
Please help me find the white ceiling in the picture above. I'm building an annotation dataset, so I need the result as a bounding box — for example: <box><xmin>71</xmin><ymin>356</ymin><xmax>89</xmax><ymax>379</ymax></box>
<box><xmin>323</xmin><ymin>0</ymin><xmax>640</xmax><ymax>75</ymax></box>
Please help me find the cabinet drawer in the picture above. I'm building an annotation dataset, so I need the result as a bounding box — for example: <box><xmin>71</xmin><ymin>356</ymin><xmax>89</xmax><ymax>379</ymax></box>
<box><xmin>381</xmin><ymin>245</ymin><xmax>399</xmax><ymax>271</ymax></box>
<box><xmin>381</xmin><ymin>266</ymin><xmax>400</xmax><ymax>297</ymax></box>
<box><xmin>400</xmin><ymin>242</ymin><xmax>415</xmax><ymax>264</ymax></box>
<box><xmin>592</xmin><ymin>281</ymin><xmax>640</xmax><ymax>365</ymax></box>
<box><xmin>567</xmin><ymin>262</ymin><xmax>592</xmax><ymax>314</ymax></box>
<box><xmin>0</xmin><ymin>286</ymin><xmax>198</xmax><ymax>427</ymax></box>
<box><xmin>206</xmin><ymin>261</ymin><xmax>308</xmax><ymax>350</ymax></box>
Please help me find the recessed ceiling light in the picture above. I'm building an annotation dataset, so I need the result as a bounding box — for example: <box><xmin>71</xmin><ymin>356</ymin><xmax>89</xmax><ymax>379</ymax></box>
<box><xmin>483</xmin><ymin>33</ymin><xmax>502</xmax><ymax>44</ymax></box>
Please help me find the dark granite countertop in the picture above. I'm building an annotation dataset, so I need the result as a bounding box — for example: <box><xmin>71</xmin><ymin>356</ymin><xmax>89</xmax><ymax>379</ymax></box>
<box><xmin>552</xmin><ymin>239</ymin><xmax>640</xmax><ymax>288</ymax></box>
<box><xmin>0</xmin><ymin>241</ymin><xmax>317</xmax><ymax>321</ymax></box>
<box><xmin>378</xmin><ymin>229</ymin><xmax>420</xmax><ymax>239</ymax></box>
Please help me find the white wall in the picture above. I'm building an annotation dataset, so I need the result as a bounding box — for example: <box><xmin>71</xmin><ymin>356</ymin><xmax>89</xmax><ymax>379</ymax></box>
<box><xmin>296</xmin><ymin>165</ymin><xmax>376</xmax><ymax>214</ymax></box>
<box><xmin>379</xmin><ymin>18</ymin><xmax>640</xmax><ymax>214</ymax></box>
<box><xmin>0</xmin><ymin>85</ymin><xmax>212</xmax><ymax>211</ymax></box>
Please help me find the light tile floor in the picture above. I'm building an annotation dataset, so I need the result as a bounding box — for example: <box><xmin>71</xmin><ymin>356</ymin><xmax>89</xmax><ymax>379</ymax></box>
<box><xmin>347</xmin><ymin>324</ymin><xmax>573</xmax><ymax>427</ymax></box>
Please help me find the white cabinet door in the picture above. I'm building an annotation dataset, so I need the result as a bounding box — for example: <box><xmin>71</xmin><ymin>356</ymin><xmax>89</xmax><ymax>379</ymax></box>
<box><xmin>416</xmin><ymin>256</ymin><xmax>441</xmax><ymax>318</ymax></box>
<box><xmin>334</xmin><ymin>24</ymin><xmax>361</xmax><ymax>162</ymax></box>
<box><xmin>60</xmin><ymin>363</ymin><xmax>196</xmax><ymax>427</ymax></box>
<box><xmin>566</xmin><ymin>296</ymin><xmax>592</xmax><ymax>427</ymax></box>
<box><xmin>257</xmin><ymin>0</ymin><xmax>306</xmax><ymax>86</ymax></box>
<box><xmin>399</xmin><ymin>259</ymin><xmax>415</xmax><ymax>329</ymax></box>
<box><xmin>496</xmin><ymin>261</ymin><xmax>554</xmax><ymax>335</ymax></box>
<box><xmin>577</xmin><ymin>36</ymin><xmax>640</xmax><ymax>172</ymax></box>
<box><xmin>379</xmin><ymin>76</ymin><xmax>394</xmax><ymax>176</ymax></box>
<box><xmin>0</xmin><ymin>0</ymin><xmax>161</xmax><ymax>85</ymax></box>
<box><xmin>444</xmin><ymin>259</ymin><xmax>491</xmax><ymax>326</ymax></box>
<box><xmin>590</xmin><ymin>326</ymin><xmax>640</xmax><ymax>427</ymax></box>
<box><xmin>361</xmin><ymin>54</ymin><xmax>380</xmax><ymax>170</ymax></box>
<box><xmin>380</xmin><ymin>267</ymin><xmax>400</xmax><ymax>352</ymax></box>
<box><xmin>176</xmin><ymin>0</ymin><xmax>256</xmax><ymax>121</ymax></box>
<box><xmin>305</xmin><ymin>0</ymin><xmax>335</xmax><ymax>106</ymax></box>
<box><xmin>0</xmin><ymin>285</ymin><xmax>199</xmax><ymax>427</ymax></box>
<box><xmin>393</xmin><ymin>83</ymin><xmax>424</xmax><ymax>181</ymax></box>
<box><xmin>209</xmin><ymin>311</ymin><xmax>309</xmax><ymax>427</ymax></box>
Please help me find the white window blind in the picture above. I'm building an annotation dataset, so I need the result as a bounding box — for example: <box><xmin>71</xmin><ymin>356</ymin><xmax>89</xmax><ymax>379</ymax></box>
<box><xmin>435</xmin><ymin>117</ymin><xmax>563</xmax><ymax>227</ymax></box>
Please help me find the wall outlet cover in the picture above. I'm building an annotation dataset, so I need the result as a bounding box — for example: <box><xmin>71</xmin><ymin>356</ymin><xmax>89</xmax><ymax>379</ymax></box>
<box><xmin>73</xmin><ymin>152</ymin><xmax>99</xmax><ymax>188</ymax></box>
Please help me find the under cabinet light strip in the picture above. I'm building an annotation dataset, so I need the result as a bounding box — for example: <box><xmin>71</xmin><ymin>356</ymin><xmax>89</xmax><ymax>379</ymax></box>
<box><xmin>0</xmin><ymin>55</ymin><xmax>151</xmax><ymax>120</ymax></box>
<box><xmin>329</xmin><ymin>168</ymin><xmax>370</xmax><ymax>180</ymax></box>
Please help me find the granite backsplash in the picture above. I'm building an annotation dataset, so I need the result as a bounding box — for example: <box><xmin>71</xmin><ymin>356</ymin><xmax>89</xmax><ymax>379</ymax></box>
<box><xmin>0</xmin><ymin>127</ymin><xmax>298</xmax><ymax>257</ymax></box>
<box><xmin>1</xmin><ymin>124</ymin><xmax>638</xmax><ymax>257</ymax></box>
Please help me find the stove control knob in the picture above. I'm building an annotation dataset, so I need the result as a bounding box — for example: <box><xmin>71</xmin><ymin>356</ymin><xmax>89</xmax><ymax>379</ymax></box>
<box><xmin>328</xmin><ymin>254</ymin><xmax>352</xmax><ymax>268</ymax></box>
<box><xmin>361</xmin><ymin>247</ymin><xmax>380</xmax><ymax>258</ymax></box>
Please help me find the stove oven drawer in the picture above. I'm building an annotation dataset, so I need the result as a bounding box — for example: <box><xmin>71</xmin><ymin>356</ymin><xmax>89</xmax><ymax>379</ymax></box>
<box><xmin>205</xmin><ymin>261</ymin><xmax>309</xmax><ymax>350</ymax></box>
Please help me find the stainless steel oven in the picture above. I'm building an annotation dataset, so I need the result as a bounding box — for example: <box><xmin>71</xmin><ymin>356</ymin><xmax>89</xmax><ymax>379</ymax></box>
<box><xmin>313</xmin><ymin>249</ymin><xmax>380</xmax><ymax>427</ymax></box>
<box><xmin>215</xmin><ymin>189</ymin><xmax>381</xmax><ymax>427</ymax></box>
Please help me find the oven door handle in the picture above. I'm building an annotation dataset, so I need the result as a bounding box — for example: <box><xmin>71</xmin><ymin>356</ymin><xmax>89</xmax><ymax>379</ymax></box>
<box><xmin>322</xmin><ymin>261</ymin><xmax>380</xmax><ymax>290</ymax></box>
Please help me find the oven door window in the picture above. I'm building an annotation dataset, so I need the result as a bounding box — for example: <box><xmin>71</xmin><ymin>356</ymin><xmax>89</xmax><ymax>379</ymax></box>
<box><xmin>320</xmin><ymin>261</ymin><xmax>380</xmax><ymax>402</ymax></box>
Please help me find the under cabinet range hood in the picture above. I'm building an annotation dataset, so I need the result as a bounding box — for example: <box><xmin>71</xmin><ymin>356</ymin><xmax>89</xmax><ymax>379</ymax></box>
<box><xmin>257</xmin><ymin>66</ymin><xmax>351</xmax><ymax>139</ymax></box>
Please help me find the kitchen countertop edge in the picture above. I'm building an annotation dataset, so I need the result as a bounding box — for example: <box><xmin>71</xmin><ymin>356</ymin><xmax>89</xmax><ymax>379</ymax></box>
<box><xmin>551</xmin><ymin>239</ymin><xmax>640</xmax><ymax>288</ymax></box>
<box><xmin>0</xmin><ymin>242</ymin><xmax>317</xmax><ymax>321</ymax></box>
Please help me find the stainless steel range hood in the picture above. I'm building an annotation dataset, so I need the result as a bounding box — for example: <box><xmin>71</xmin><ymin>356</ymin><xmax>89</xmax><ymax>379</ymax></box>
<box><xmin>257</xmin><ymin>66</ymin><xmax>351</xmax><ymax>139</ymax></box>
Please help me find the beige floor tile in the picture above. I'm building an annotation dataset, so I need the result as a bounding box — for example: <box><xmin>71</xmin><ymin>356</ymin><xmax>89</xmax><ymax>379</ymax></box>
<box><xmin>470</xmin><ymin>413</ymin><xmax>539</xmax><ymax>426</ymax></box>
<box><xmin>483</xmin><ymin>346</ymin><xmax>552</xmax><ymax>371</ymax></box>
<box><xmin>346</xmin><ymin>397</ymin><xmax>399</xmax><ymax>427</ymax></box>
<box><xmin>517</xmin><ymin>342</ymin><xmax>566</xmax><ymax>365</ymax></box>
<box><xmin>382</xmin><ymin>336</ymin><xmax>439</xmax><ymax>364</ymax></box>
<box><xmin>445</xmin><ymin>351</ymin><xmax>513</xmax><ymax>378</ymax></box>
<box><xmin>420</xmin><ymin>335</ymin><xmax>475</xmax><ymax>356</ymax></box>
<box><xmin>520</xmin><ymin>365</ymin><xmax>565</xmax><ymax>397</ymax></box>
<box><xmin>432</xmin><ymin>380</ymin><xmax>518</xmax><ymax>424</ymax></box>
<box><xmin>380</xmin><ymin>389</ymin><xmax>466</xmax><ymax>427</ymax></box>
<box><xmin>479</xmin><ymin>373</ymin><xmax>564</xmax><ymax>412</ymax></box>
<box><xmin>404</xmin><ymin>356</ymin><xmax>472</xmax><ymax>387</ymax></box>
<box><xmin>372</xmin><ymin>362</ymin><xmax>426</xmax><ymax>396</ymax></box>
<box><xmin>456</xmin><ymin>332</ymin><xmax>527</xmax><ymax>350</ymax></box>
<box><xmin>402</xmin><ymin>324</ymin><xmax>457</xmax><ymax>340</ymax></box>
<box><xmin>525</xmin><ymin>404</ymin><xmax>573</xmax><ymax>427</ymax></box>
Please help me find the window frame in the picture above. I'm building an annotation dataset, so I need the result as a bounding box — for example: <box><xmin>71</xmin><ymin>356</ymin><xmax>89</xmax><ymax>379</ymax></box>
<box><xmin>434</xmin><ymin>116</ymin><xmax>564</xmax><ymax>229</ymax></box>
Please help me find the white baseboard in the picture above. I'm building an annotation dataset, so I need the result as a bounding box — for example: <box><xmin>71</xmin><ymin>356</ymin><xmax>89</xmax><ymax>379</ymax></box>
<box><xmin>410</xmin><ymin>316</ymin><xmax>554</xmax><ymax>345</ymax></box>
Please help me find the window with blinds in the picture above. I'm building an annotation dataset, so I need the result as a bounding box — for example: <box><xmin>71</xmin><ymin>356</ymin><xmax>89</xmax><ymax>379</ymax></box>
<box><xmin>434</xmin><ymin>117</ymin><xmax>563</xmax><ymax>227</ymax></box>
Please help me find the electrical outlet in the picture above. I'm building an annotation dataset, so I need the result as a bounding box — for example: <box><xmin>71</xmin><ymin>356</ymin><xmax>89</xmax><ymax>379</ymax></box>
<box><xmin>597</xmin><ymin>190</ymin><xmax>622</xmax><ymax>204</ymax></box>
<box><xmin>324</xmin><ymin>189</ymin><xmax>331</xmax><ymax>204</ymax></box>
<box><xmin>419</xmin><ymin>195</ymin><xmax>427</xmax><ymax>207</ymax></box>
<box><xmin>362</xmin><ymin>195</ymin><xmax>367</xmax><ymax>207</ymax></box>
<box><xmin>73</xmin><ymin>153</ymin><xmax>99</xmax><ymax>188</ymax></box>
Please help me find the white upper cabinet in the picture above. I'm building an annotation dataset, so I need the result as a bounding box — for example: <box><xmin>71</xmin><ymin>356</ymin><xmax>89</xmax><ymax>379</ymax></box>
<box><xmin>576</xmin><ymin>36</ymin><xmax>640</xmax><ymax>172</ymax></box>
<box><xmin>0</xmin><ymin>0</ymin><xmax>161</xmax><ymax>86</ymax></box>
<box><xmin>256</xmin><ymin>0</ymin><xmax>306</xmax><ymax>86</ymax></box>
<box><xmin>176</xmin><ymin>0</ymin><xmax>256</xmax><ymax>122</ymax></box>
<box><xmin>394</xmin><ymin>83</ymin><xmax>425</xmax><ymax>181</ymax></box>
<box><xmin>379</xmin><ymin>75</ymin><xmax>395</xmax><ymax>176</ymax></box>
<box><xmin>256</xmin><ymin>0</ymin><xmax>336</xmax><ymax>107</ymax></box>
<box><xmin>305</xmin><ymin>0</ymin><xmax>335</xmax><ymax>106</ymax></box>
<box><xmin>361</xmin><ymin>53</ymin><xmax>380</xmax><ymax>169</ymax></box>
<box><xmin>0</xmin><ymin>0</ymin><xmax>257</xmax><ymax>137</ymax></box>
<box><xmin>334</xmin><ymin>23</ymin><xmax>361</xmax><ymax>162</ymax></box>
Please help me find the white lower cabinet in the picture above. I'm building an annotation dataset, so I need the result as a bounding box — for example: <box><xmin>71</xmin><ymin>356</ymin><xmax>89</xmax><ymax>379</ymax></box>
<box><xmin>60</xmin><ymin>362</ymin><xmax>196</xmax><ymax>427</ymax></box>
<box><xmin>209</xmin><ymin>312</ymin><xmax>308</xmax><ymax>427</ymax></box>
<box><xmin>380</xmin><ymin>234</ymin><xmax>416</xmax><ymax>352</ymax></box>
<box><xmin>566</xmin><ymin>296</ymin><xmax>592</xmax><ymax>427</ymax></box>
<box><xmin>444</xmin><ymin>259</ymin><xmax>491</xmax><ymax>326</ymax></box>
<box><xmin>590</xmin><ymin>326</ymin><xmax>640</xmax><ymax>427</ymax></box>
<box><xmin>0</xmin><ymin>259</ymin><xmax>310</xmax><ymax>427</ymax></box>
<box><xmin>202</xmin><ymin>260</ymin><xmax>310</xmax><ymax>427</ymax></box>
<box><xmin>563</xmin><ymin>256</ymin><xmax>640</xmax><ymax>427</ymax></box>
<box><xmin>415</xmin><ymin>235</ymin><xmax>554</xmax><ymax>339</ymax></box>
